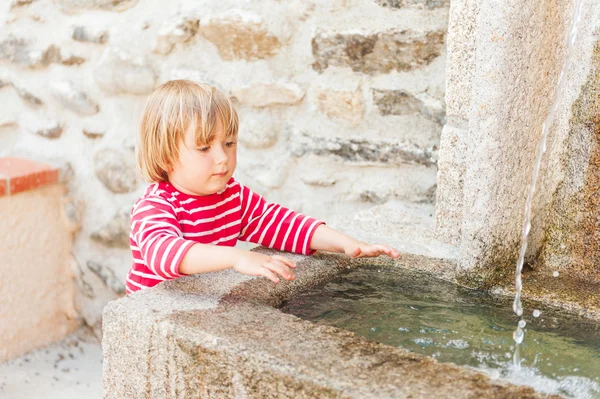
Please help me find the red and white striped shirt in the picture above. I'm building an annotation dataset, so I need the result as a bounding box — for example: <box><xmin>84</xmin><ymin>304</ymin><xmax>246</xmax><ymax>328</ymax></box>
<box><xmin>126</xmin><ymin>178</ymin><xmax>324</xmax><ymax>294</ymax></box>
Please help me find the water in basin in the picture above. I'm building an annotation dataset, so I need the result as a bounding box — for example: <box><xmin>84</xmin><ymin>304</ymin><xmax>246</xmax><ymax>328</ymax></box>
<box><xmin>281</xmin><ymin>265</ymin><xmax>600</xmax><ymax>399</ymax></box>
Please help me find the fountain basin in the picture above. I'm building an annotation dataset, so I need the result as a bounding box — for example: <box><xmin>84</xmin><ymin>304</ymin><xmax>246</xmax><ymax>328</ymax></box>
<box><xmin>103</xmin><ymin>249</ymin><xmax>563</xmax><ymax>398</ymax></box>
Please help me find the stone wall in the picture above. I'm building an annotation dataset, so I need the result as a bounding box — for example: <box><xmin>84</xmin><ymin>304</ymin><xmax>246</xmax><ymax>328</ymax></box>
<box><xmin>0</xmin><ymin>0</ymin><xmax>448</xmax><ymax>332</ymax></box>
<box><xmin>436</xmin><ymin>0</ymin><xmax>600</xmax><ymax>288</ymax></box>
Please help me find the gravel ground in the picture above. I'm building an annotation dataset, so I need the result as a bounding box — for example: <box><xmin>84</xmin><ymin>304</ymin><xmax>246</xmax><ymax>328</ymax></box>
<box><xmin>0</xmin><ymin>327</ymin><xmax>102</xmax><ymax>399</ymax></box>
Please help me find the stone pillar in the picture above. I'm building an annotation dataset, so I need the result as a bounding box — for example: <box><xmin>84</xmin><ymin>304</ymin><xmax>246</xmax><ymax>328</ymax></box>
<box><xmin>436</xmin><ymin>0</ymin><xmax>600</xmax><ymax>287</ymax></box>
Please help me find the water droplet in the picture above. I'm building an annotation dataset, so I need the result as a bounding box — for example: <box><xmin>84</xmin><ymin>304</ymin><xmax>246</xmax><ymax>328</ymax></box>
<box><xmin>518</xmin><ymin>320</ymin><xmax>527</xmax><ymax>328</ymax></box>
<box><xmin>413</xmin><ymin>338</ymin><xmax>434</xmax><ymax>347</ymax></box>
<box><xmin>533</xmin><ymin>309</ymin><xmax>541</xmax><ymax>318</ymax></box>
<box><xmin>444</xmin><ymin>340</ymin><xmax>470</xmax><ymax>349</ymax></box>
<box><xmin>553</xmin><ymin>271</ymin><xmax>559</xmax><ymax>277</ymax></box>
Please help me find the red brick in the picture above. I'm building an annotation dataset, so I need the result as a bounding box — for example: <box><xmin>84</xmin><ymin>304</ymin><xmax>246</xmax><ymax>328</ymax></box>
<box><xmin>0</xmin><ymin>176</ymin><xmax>6</xmax><ymax>197</ymax></box>
<box><xmin>0</xmin><ymin>157</ymin><xmax>59</xmax><ymax>196</ymax></box>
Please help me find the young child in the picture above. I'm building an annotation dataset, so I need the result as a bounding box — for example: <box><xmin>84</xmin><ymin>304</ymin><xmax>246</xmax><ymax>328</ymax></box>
<box><xmin>126</xmin><ymin>80</ymin><xmax>400</xmax><ymax>294</ymax></box>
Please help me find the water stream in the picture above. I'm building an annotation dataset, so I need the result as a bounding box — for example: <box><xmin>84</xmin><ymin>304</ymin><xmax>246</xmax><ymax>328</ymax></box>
<box><xmin>512</xmin><ymin>0</ymin><xmax>585</xmax><ymax>367</ymax></box>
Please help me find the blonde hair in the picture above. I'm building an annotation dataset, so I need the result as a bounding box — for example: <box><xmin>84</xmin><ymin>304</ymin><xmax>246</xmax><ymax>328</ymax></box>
<box><xmin>136</xmin><ymin>80</ymin><xmax>239</xmax><ymax>183</ymax></box>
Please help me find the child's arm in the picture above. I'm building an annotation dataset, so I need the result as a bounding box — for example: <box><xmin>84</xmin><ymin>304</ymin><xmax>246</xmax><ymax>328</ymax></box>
<box><xmin>235</xmin><ymin>182</ymin><xmax>399</xmax><ymax>260</ymax></box>
<box><xmin>309</xmin><ymin>224</ymin><xmax>400</xmax><ymax>259</ymax></box>
<box><xmin>131</xmin><ymin>196</ymin><xmax>296</xmax><ymax>283</ymax></box>
<box><xmin>179</xmin><ymin>243</ymin><xmax>296</xmax><ymax>283</ymax></box>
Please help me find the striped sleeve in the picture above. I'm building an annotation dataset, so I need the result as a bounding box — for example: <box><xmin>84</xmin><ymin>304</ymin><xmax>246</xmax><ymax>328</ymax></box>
<box><xmin>130</xmin><ymin>196</ymin><xmax>195</xmax><ymax>279</ymax></box>
<box><xmin>237</xmin><ymin>184</ymin><xmax>324</xmax><ymax>255</ymax></box>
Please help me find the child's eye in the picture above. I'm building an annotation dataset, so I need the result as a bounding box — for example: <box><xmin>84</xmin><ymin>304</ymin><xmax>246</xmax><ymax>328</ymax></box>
<box><xmin>225</xmin><ymin>141</ymin><xmax>236</xmax><ymax>148</ymax></box>
<box><xmin>197</xmin><ymin>146</ymin><xmax>210</xmax><ymax>152</ymax></box>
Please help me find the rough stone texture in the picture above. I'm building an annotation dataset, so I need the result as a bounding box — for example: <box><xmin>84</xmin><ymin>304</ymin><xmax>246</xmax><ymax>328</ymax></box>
<box><xmin>50</xmin><ymin>81</ymin><xmax>99</xmax><ymax>116</ymax></box>
<box><xmin>301</xmin><ymin>171</ymin><xmax>337</xmax><ymax>187</ymax></box>
<box><xmin>0</xmin><ymin>36</ymin><xmax>61</xmax><ymax>68</ymax></box>
<box><xmin>56</xmin><ymin>0</ymin><xmax>138</xmax><ymax>12</ymax></box>
<box><xmin>103</xmin><ymin>249</ymin><xmax>554</xmax><ymax>399</ymax></box>
<box><xmin>312</xmin><ymin>29</ymin><xmax>445</xmax><ymax>74</ymax></box>
<box><xmin>333</xmin><ymin>200</ymin><xmax>458</xmax><ymax>267</ymax></box>
<box><xmin>434</xmin><ymin>124</ymin><xmax>466</xmax><ymax>246</ymax></box>
<box><xmin>90</xmin><ymin>205</ymin><xmax>131</xmax><ymax>248</ymax></box>
<box><xmin>198</xmin><ymin>11</ymin><xmax>281</xmax><ymax>61</ymax></box>
<box><xmin>231</xmin><ymin>83</ymin><xmax>304</xmax><ymax>107</ymax></box>
<box><xmin>154</xmin><ymin>16</ymin><xmax>199</xmax><ymax>55</ymax></box>
<box><xmin>436</xmin><ymin>0</ymin><xmax>600</xmax><ymax>287</ymax></box>
<box><xmin>59</xmin><ymin>52</ymin><xmax>86</xmax><ymax>66</ymax></box>
<box><xmin>0</xmin><ymin>80</ymin><xmax>44</xmax><ymax>106</ymax></box>
<box><xmin>13</xmin><ymin>84</ymin><xmax>43</xmax><ymax>106</ymax></box>
<box><xmin>440</xmin><ymin>0</ymin><xmax>565</xmax><ymax>288</ymax></box>
<box><xmin>541</xmin><ymin>40</ymin><xmax>600</xmax><ymax>283</ymax></box>
<box><xmin>93</xmin><ymin>148</ymin><xmax>138</xmax><ymax>193</ymax></box>
<box><xmin>86</xmin><ymin>261</ymin><xmax>125</xmax><ymax>295</ymax></box>
<box><xmin>11</xmin><ymin>0</ymin><xmax>36</xmax><ymax>8</ymax></box>
<box><xmin>291</xmin><ymin>131</ymin><xmax>436</xmax><ymax>166</ymax></box>
<box><xmin>82</xmin><ymin>117</ymin><xmax>107</xmax><ymax>139</ymax></box>
<box><xmin>373</xmin><ymin>88</ymin><xmax>445</xmax><ymax>124</ymax></box>
<box><xmin>62</xmin><ymin>197</ymin><xmax>82</xmax><ymax>234</ymax></box>
<box><xmin>93</xmin><ymin>47</ymin><xmax>157</xmax><ymax>95</ymax></box>
<box><xmin>19</xmin><ymin>113</ymin><xmax>63</xmax><ymax>139</ymax></box>
<box><xmin>237</xmin><ymin>117</ymin><xmax>279</xmax><ymax>149</ymax></box>
<box><xmin>240</xmin><ymin>155</ymin><xmax>292</xmax><ymax>189</ymax></box>
<box><xmin>71</xmin><ymin>26</ymin><xmax>108</xmax><ymax>44</ymax></box>
<box><xmin>375</xmin><ymin>0</ymin><xmax>449</xmax><ymax>9</ymax></box>
<box><xmin>315</xmin><ymin>89</ymin><xmax>363</xmax><ymax>125</ymax></box>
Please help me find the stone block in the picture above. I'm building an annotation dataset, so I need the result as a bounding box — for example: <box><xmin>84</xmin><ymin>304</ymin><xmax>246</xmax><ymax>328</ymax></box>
<box><xmin>93</xmin><ymin>147</ymin><xmax>138</xmax><ymax>193</ymax></box>
<box><xmin>372</xmin><ymin>89</ymin><xmax>445</xmax><ymax>124</ymax></box>
<box><xmin>56</xmin><ymin>0</ymin><xmax>138</xmax><ymax>12</ymax></box>
<box><xmin>315</xmin><ymin>89</ymin><xmax>363</xmax><ymax>125</ymax></box>
<box><xmin>71</xmin><ymin>26</ymin><xmax>109</xmax><ymax>44</ymax></box>
<box><xmin>312</xmin><ymin>29</ymin><xmax>445</xmax><ymax>74</ymax></box>
<box><xmin>374</xmin><ymin>0</ymin><xmax>449</xmax><ymax>8</ymax></box>
<box><xmin>237</xmin><ymin>116</ymin><xmax>279</xmax><ymax>149</ymax></box>
<box><xmin>291</xmin><ymin>131</ymin><xmax>436</xmax><ymax>166</ymax></box>
<box><xmin>90</xmin><ymin>204</ymin><xmax>131</xmax><ymax>248</ymax></box>
<box><xmin>198</xmin><ymin>11</ymin><xmax>280</xmax><ymax>61</ymax></box>
<box><xmin>0</xmin><ymin>36</ymin><xmax>60</xmax><ymax>68</ymax></box>
<box><xmin>154</xmin><ymin>16</ymin><xmax>199</xmax><ymax>55</ymax></box>
<box><xmin>50</xmin><ymin>80</ymin><xmax>99</xmax><ymax>116</ymax></box>
<box><xmin>231</xmin><ymin>83</ymin><xmax>304</xmax><ymax>107</ymax></box>
<box><xmin>19</xmin><ymin>112</ymin><xmax>63</xmax><ymax>139</ymax></box>
<box><xmin>93</xmin><ymin>47</ymin><xmax>157</xmax><ymax>95</ymax></box>
<box><xmin>87</xmin><ymin>261</ymin><xmax>125</xmax><ymax>295</ymax></box>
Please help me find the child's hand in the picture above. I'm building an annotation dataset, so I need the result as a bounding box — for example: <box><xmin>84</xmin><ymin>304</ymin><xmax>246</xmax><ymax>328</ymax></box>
<box><xmin>344</xmin><ymin>241</ymin><xmax>400</xmax><ymax>259</ymax></box>
<box><xmin>233</xmin><ymin>251</ymin><xmax>296</xmax><ymax>283</ymax></box>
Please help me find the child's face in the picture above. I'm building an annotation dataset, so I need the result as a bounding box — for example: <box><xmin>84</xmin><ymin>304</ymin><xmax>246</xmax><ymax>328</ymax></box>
<box><xmin>168</xmin><ymin>120</ymin><xmax>237</xmax><ymax>196</ymax></box>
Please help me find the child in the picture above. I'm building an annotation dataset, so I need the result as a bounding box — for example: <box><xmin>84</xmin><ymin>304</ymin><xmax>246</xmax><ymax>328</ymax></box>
<box><xmin>126</xmin><ymin>80</ymin><xmax>400</xmax><ymax>295</ymax></box>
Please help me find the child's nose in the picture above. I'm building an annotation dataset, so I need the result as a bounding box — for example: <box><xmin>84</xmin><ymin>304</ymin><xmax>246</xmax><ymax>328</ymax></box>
<box><xmin>213</xmin><ymin>144</ymin><xmax>228</xmax><ymax>164</ymax></box>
